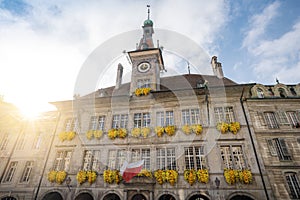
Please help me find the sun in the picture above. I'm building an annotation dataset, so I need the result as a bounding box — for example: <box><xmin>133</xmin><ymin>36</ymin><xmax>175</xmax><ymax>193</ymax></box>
<box><xmin>16</xmin><ymin>101</ymin><xmax>56</xmax><ymax>120</ymax></box>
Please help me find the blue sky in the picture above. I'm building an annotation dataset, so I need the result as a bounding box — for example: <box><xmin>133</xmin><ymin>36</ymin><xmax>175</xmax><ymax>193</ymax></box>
<box><xmin>0</xmin><ymin>0</ymin><xmax>299</xmax><ymax>113</ymax></box>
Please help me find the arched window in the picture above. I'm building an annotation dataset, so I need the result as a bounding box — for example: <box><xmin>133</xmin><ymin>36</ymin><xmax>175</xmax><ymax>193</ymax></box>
<box><xmin>278</xmin><ymin>88</ymin><xmax>287</xmax><ymax>98</ymax></box>
<box><xmin>132</xmin><ymin>194</ymin><xmax>147</xmax><ymax>200</ymax></box>
<box><xmin>290</xmin><ymin>87</ymin><xmax>297</xmax><ymax>96</ymax></box>
<box><xmin>42</xmin><ymin>192</ymin><xmax>63</xmax><ymax>200</ymax></box>
<box><xmin>285</xmin><ymin>172</ymin><xmax>300</xmax><ymax>199</ymax></box>
<box><xmin>256</xmin><ymin>88</ymin><xmax>264</xmax><ymax>98</ymax></box>
<box><xmin>188</xmin><ymin>194</ymin><xmax>210</xmax><ymax>200</ymax></box>
<box><xmin>230</xmin><ymin>195</ymin><xmax>254</xmax><ymax>200</ymax></box>
<box><xmin>159</xmin><ymin>194</ymin><xmax>176</xmax><ymax>200</ymax></box>
<box><xmin>103</xmin><ymin>193</ymin><xmax>121</xmax><ymax>200</ymax></box>
<box><xmin>1</xmin><ymin>197</ymin><xmax>17</xmax><ymax>200</ymax></box>
<box><xmin>75</xmin><ymin>193</ymin><xmax>93</xmax><ymax>200</ymax></box>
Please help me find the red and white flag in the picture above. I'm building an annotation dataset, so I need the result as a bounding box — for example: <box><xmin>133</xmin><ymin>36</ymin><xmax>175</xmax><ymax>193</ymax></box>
<box><xmin>120</xmin><ymin>160</ymin><xmax>144</xmax><ymax>182</ymax></box>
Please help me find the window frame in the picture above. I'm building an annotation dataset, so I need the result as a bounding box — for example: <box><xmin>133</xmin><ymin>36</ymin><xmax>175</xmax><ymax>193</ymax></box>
<box><xmin>285</xmin><ymin>172</ymin><xmax>300</xmax><ymax>199</ymax></box>
<box><xmin>220</xmin><ymin>145</ymin><xmax>247</xmax><ymax>170</ymax></box>
<box><xmin>53</xmin><ymin>150</ymin><xmax>72</xmax><ymax>171</ymax></box>
<box><xmin>156</xmin><ymin>111</ymin><xmax>174</xmax><ymax>127</ymax></box>
<box><xmin>214</xmin><ymin>106</ymin><xmax>235</xmax><ymax>123</ymax></box>
<box><xmin>3</xmin><ymin>161</ymin><xmax>18</xmax><ymax>183</ymax></box>
<box><xmin>20</xmin><ymin>161</ymin><xmax>34</xmax><ymax>183</ymax></box>
<box><xmin>131</xmin><ymin>148</ymin><xmax>151</xmax><ymax>170</ymax></box>
<box><xmin>184</xmin><ymin>146</ymin><xmax>206</xmax><ymax>170</ymax></box>
<box><xmin>267</xmin><ymin>138</ymin><xmax>292</xmax><ymax>161</ymax></box>
<box><xmin>112</xmin><ymin>114</ymin><xmax>128</xmax><ymax>129</ymax></box>
<box><xmin>82</xmin><ymin>150</ymin><xmax>101</xmax><ymax>171</ymax></box>
<box><xmin>156</xmin><ymin>147</ymin><xmax>176</xmax><ymax>170</ymax></box>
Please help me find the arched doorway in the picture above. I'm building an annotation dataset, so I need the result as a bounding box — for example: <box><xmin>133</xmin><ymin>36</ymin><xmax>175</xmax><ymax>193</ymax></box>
<box><xmin>103</xmin><ymin>193</ymin><xmax>121</xmax><ymax>200</ymax></box>
<box><xmin>230</xmin><ymin>195</ymin><xmax>254</xmax><ymax>200</ymax></box>
<box><xmin>132</xmin><ymin>194</ymin><xmax>147</xmax><ymax>200</ymax></box>
<box><xmin>42</xmin><ymin>192</ymin><xmax>63</xmax><ymax>200</ymax></box>
<box><xmin>159</xmin><ymin>194</ymin><xmax>176</xmax><ymax>200</ymax></box>
<box><xmin>75</xmin><ymin>192</ymin><xmax>94</xmax><ymax>200</ymax></box>
<box><xmin>1</xmin><ymin>197</ymin><xmax>17</xmax><ymax>200</ymax></box>
<box><xmin>188</xmin><ymin>194</ymin><xmax>210</xmax><ymax>200</ymax></box>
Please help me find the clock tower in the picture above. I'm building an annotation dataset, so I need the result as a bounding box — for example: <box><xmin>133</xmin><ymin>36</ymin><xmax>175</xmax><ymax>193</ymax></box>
<box><xmin>128</xmin><ymin>6</ymin><xmax>164</xmax><ymax>94</ymax></box>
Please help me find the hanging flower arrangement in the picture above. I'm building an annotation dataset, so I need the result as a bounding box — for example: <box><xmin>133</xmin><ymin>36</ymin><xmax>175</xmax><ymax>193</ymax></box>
<box><xmin>192</xmin><ymin>124</ymin><xmax>203</xmax><ymax>135</ymax></box>
<box><xmin>87</xmin><ymin>171</ymin><xmax>97</xmax><ymax>184</ymax></box>
<box><xmin>141</xmin><ymin>127</ymin><xmax>150</xmax><ymax>138</ymax></box>
<box><xmin>217</xmin><ymin>122</ymin><xmax>229</xmax><ymax>134</ymax></box>
<box><xmin>197</xmin><ymin>169</ymin><xmax>209</xmax><ymax>183</ymax></box>
<box><xmin>86</xmin><ymin>130</ymin><xmax>93</xmax><ymax>140</ymax></box>
<box><xmin>47</xmin><ymin>170</ymin><xmax>57</xmax><ymax>183</ymax></box>
<box><xmin>76</xmin><ymin>170</ymin><xmax>87</xmax><ymax>184</ymax></box>
<box><xmin>131</xmin><ymin>128</ymin><xmax>141</xmax><ymax>137</ymax></box>
<box><xmin>154</xmin><ymin>169</ymin><xmax>166</xmax><ymax>185</ymax></box>
<box><xmin>165</xmin><ymin>170</ymin><xmax>178</xmax><ymax>186</ymax></box>
<box><xmin>108</xmin><ymin>128</ymin><xmax>127</xmax><ymax>139</ymax></box>
<box><xmin>182</xmin><ymin>125</ymin><xmax>191</xmax><ymax>135</ymax></box>
<box><xmin>155</xmin><ymin>126</ymin><xmax>165</xmax><ymax>137</ymax></box>
<box><xmin>229</xmin><ymin>122</ymin><xmax>241</xmax><ymax>134</ymax></box>
<box><xmin>165</xmin><ymin>125</ymin><xmax>176</xmax><ymax>136</ymax></box>
<box><xmin>56</xmin><ymin>171</ymin><xmax>67</xmax><ymax>184</ymax></box>
<box><xmin>135</xmin><ymin>88</ymin><xmax>151</xmax><ymax>96</ymax></box>
<box><xmin>59</xmin><ymin>131</ymin><xmax>76</xmax><ymax>141</ymax></box>
<box><xmin>94</xmin><ymin>130</ymin><xmax>103</xmax><ymax>139</ymax></box>
<box><xmin>238</xmin><ymin>169</ymin><xmax>252</xmax><ymax>184</ymax></box>
<box><xmin>47</xmin><ymin>170</ymin><xmax>67</xmax><ymax>184</ymax></box>
<box><xmin>103</xmin><ymin>170</ymin><xmax>122</xmax><ymax>184</ymax></box>
<box><xmin>137</xmin><ymin>169</ymin><xmax>153</xmax><ymax>178</ymax></box>
<box><xmin>224</xmin><ymin>169</ymin><xmax>239</xmax><ymax>185</ymax></box>
<box><xmin>184</xmin><ymin>169</ymin><xmax>197</xmax><ymax>186</ymax></box>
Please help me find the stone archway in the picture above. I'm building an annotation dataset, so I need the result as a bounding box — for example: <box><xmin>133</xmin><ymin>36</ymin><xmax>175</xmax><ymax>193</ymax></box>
<box><xmin>75</xmin><ymin>192</ymin><xmax>94</xmax><ymax>200</ymax></box>
<box><xmin>230</xmin><ymin>195</ymin><xmax>254</xmax><ymax>200</ymax></box>
<box><xmin>159</xmin><ymin>194</ymin><xmax>176</xmax><ymax>200</ymax></box>
<box><xmin>103</xmin><ymin>193</ymin><xmax>121</xmax><ymax>200</ymax></box>
<box><xmin>1</xmin><ymin>197</ymin><xmax>17</xmax><ymax>200</ymax></box>
<box><xmin>132</xmin><ymin>194</ymin><xmax>147</xmax><ymax>200</ymax></box>
<box><xmin>188</xmin><ymin>194</ymin><xmax>210</xmax><ymax>200</ymax></box>
<box><xmin>42</xmin><ymin>192</ymin><xmax>63</xmax><ymax>200</ymax></box>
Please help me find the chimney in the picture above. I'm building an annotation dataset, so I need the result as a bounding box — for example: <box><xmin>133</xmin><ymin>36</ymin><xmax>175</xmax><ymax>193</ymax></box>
<box><xmin>211</xmin><ymin>56</ymin><xmax>224</xmax><ymax>79</ymax></box>
<box><xmin>115</xmin><ymin>63</ymin><xmax>123</xmax><ymax>89</ymax></box>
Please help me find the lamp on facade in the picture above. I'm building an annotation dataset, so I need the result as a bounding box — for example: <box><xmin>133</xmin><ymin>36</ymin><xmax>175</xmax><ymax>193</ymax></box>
<box><xmin>215</xmin><ymin>177</ymin><xmax>220</xmax><ymax>189</ymax></box>
<box><xmin>65</xmin><ymin>177</ymin><xmax>72</xmax><ymax>191</ymax></box>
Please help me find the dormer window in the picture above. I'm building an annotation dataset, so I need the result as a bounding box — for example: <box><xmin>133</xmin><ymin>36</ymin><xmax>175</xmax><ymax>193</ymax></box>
<box><xmin>290</xmin><ymin>87</ymin><xmax>297</xmax><ymax>96</ymax></box>
<box><xmin>257</xmin><ymin>88</ymin><xmax>264</xmax><ymax>98</ymax></box>
<box><xmin>278</xmin><ymin>88</ymin><xmax>287</xmax><ymax>98</ymax></box>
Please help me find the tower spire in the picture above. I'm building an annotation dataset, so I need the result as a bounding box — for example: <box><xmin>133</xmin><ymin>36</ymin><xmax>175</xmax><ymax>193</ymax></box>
<box><xmin>147</xmin><ymin>5</ymin><xmax>150</xmax><ymax>20</ymax></box>
<box><xmin>137</xmin><ymin>5</ymin><xmax>154</xmax><ymax>50</ymax></box>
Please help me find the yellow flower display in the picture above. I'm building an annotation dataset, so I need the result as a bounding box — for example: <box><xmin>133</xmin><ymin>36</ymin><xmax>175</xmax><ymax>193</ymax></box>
<box><xmin>56</xmin><ymin>171</ymin><xmax>67</xmax><ymax>184</ymax></box>
<box><xmin>103</xmin><ymin>170</ymin><xmax>122</xmax><ymax>184</ymax></box>
<box><xmin>108</xmin><ymin>129</ymin><xmax>118</xmax><ymax>139</ymax></box>
<box><xmin>217</xmin><ymin>122</ymin><xmax>229</xmax><ymax>134</ymax></box>
<box><xmin>93</xmin><ymin>130</ymin><xmax>103</xmax><ymax>139</ymax></box>
<box><xmin>197</xmin><ymin>169</ymin><xmax>209</xmax><ymax>183</ymax></box>
<box><xmin>86</xmin><ymin>130</ymin><xmax>93</xmax><ymax>140</ymax></box>
<box><xmin>165</xmin><ymin>170</ymin><xmax>178</xmax><ymax>186</ymax></box>
<box><xmin>59</xmin><ymin>131</ymin><xmax>76</xmax><ymax>141</ymax></box>
<box><xmin>229</xmin><ymin>122</ymin><xmax>241</xmax><ymax>134</ymax></box>
<box><xmin>165</xmin><ymin>125</ymin><xmax>176</xmax><ymax>136</ymax></box>
<box><xmin>238</xmin><ymin>169</ymin><xmax>252</xmax><ymax>184</ymax></box>
<box><xmin>76</xmin><ymin>170</ymin><xmax>87</xmax><ymax>184</ymax></box>
<box><xmin>224</xmin><ymin>169</ymin><xmax>239</xmax><ymax>185</ymax></box>
<box><xmin>184</xmin><ymin>169</ymin><xmax>197</xmax><ymax>186</ymax></box>
<box><xmin>137</xmin><ymin>169</ymin><xmax>153</xmax><ymax>178</ymax></box>
<box><xmin>87</xmin><ymin>171</ymin><xmax>97</xmax><ymax>184</ymax></box>
<box><xmin>135</xmin><ymin>88</ymin><xmax>151</xmax><ymax>96</ymax></box>
<box><xmin>191</xmin><ymin>124</ymin><xmax>203</xmax><ymax>135</ymax></box>
<box><xmin>155</xmin><ymin>126</ymin><xmax>164</xmax><ymax>137</ymax></box>
<box><xmin>141</xmin><ymin>127</ymin><xmax>150</xmax><ymax>138</ymax></box>
<box><xmin>47</xmin><ymin>170</ymin><xmax>57</xmax><ymax>183</ymax></box>
<box><xmin>131</xmin><ymin>128</ymin><xmax>141</xmax><ymax>137</ymax></box>
<box><xmin>154</xmin><ymin>169</ymin><xmax>166</xmax><ymax>185</ymax></box>
<box><xmin>118</xmin><ymin>128</ymin><xmax>127</xmax><ymax>138</ymax></box>
<box><xmin>182</xmin><ymin>125</ymin><xmax>191</xmax><ymax>135</ymax></box>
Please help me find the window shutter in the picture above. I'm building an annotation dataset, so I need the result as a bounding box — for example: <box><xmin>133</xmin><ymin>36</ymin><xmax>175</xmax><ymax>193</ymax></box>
<box><xmin>278</xmin><ymin>138</ymin><xmax>290</xmax><ymax>157</ymax></box>
<box><xmin>266</xmin><ymin>139</ymin><xmax>277</xmax><ymax>156</ymax></box>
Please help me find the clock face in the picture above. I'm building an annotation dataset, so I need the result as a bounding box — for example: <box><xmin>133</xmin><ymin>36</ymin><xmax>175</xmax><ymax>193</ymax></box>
<box><xmin>137</xmin><ymin>62</ymin><xmax>151</xmax><ymax>73</ymax></box>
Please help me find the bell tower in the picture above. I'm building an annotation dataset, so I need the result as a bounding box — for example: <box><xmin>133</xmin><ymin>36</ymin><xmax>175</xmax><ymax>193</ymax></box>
<box><xmin>128</xmin><ymin>5</ymin><xmax>164</xmax><ymax>94</ymax></box>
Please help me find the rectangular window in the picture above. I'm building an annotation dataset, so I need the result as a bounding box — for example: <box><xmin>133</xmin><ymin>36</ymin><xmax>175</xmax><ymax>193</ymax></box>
<box><xmin>287</xmin><ymin>111</ymin><xmax>300</xmax><ymax>128</ymax></box>
<box><xmin>82</xmin><ymin>150</ymin><xmax>100</xmax><ymax>171</ymax></box>
<box><xmin>0</xmin><ymin>132</ymin><xmax>9</xmax><ymax>150</ymax></box>
<box><xmin>220</xmin><ymin>145</ymin><xmax>246</xmax><ymax>169</ymax></box>
<box><xmin>137</xmin><ymin>79</ymin><xmax>150</xmax><ymax>88</ymax></box>
<box><xmin>16</xmin><ymin>133</ymin><xmax>25</xmax><ymax>150</ymax></box>
<box><xmin>131</xmin><ymin>149</ymin><xmax>151</xmax><ymax>170</ymax></box>
<box><xmin>214</xmin><ymin>106</ymin><xmax>235</xmax><ymax>123</ymax></box>
<box><xmin>53</xmin><ymin>151</ymin><xmax>72</xmax><ymax>171</ymax></box>
<box><xmin>156</xmin><ymin>148</ymin><xmax>176</xmax><ymax>170</ymax></box>
<box><xmin>3</xmin><ymin>161</ymin><xmax>18</xmax><ymax>183</ymax></box>
<box><xmin>184</xmin><ymin>146</ymin><xmax>206</xmax><ymax>170</ymax></box>
<box><xmin>264</xmin><ymin>112</ymin><xmax>279</xmax><ymax>129</ymax></box>
<box><xmin>134</xmin><ymin>113</ymin><xmax>150</xmax><ymax>128</ymax></box>
<box><xmin>65</xmin><ymin>118</ymin><xmax>79</xmax><ymax>132</ymax></box>
<box><xmin>112</xmin><ymin>114</ymin><xmax>128</xmax><ymax>129</ymax></box>
<box><xmin>32</xmin><ymin>132</ymin><xmax>42</xmax><ymax>149</ymax></box>
<box><xmin>182</xmin><ymin>109</ymin><xmax>201</xmax><ymax>125</ymax></box>
<box><xmin>267</xmin><ymin>138</ymin><xmax>292</xmax><ymax>161</ymax></box>
<box><xmin>20</xmin><ymin>161</ymin><xmax>34</xmax><ymax>183</ymax></box>
<box><xmin>89</xmin><ymin>116</ymin><xmax>105</xmax><ymax>130</ymax></box>
<box><xmin>156</xmin><ymin>111</ymin><xmax>174</xmax><ymax>126</ymax></box>
<box><xmin>286</xmin><ymin>173</ymin><xmax>300</xmax><ymax>199</ymax></box>
<box><xmin>108</xmin><ymin>149</ymin><xmax>127</xmax><ymax>169</ymax></box>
